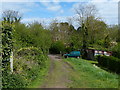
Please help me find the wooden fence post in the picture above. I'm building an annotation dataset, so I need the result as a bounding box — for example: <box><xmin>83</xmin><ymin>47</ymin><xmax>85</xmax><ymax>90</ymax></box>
<box><xmin>10</xmin><ymin>52</ymin><xmax>13</xmax><ymax>73</ymax></box>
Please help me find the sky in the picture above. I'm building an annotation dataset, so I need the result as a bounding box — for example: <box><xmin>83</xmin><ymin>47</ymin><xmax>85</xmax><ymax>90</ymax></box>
<box><xmin>0</xmin><ymin>0</ymin><xmax>119</xmax><ymax>28</ymax></box>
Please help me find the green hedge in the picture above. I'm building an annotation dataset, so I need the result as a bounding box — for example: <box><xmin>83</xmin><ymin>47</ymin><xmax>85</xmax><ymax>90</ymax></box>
<box><xmin>111</xmin><ymin>43</ymin><xmax>120</xmax><ymax>59</ymax></box>
<box><xmin>97</xmin><ymin>55</ymin><xmax>120</xmax><ymax>73</ymax></box>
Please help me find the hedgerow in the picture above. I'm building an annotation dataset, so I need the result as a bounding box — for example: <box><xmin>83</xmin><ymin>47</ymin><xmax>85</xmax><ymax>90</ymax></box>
<box><xmin>96</xmin><ymin>55</ymin><xmax>120</xmax><ymax>73</ymax></box>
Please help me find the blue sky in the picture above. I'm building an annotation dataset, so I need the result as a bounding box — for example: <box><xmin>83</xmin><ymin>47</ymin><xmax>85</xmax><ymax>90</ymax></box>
<box><xmin>0</xmin><ymin>0</ymin><xmax>119</xmax><ymax>28</ymax></box>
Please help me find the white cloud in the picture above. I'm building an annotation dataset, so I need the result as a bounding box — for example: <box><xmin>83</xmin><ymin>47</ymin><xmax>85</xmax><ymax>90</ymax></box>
<box><xmin>1</xmin><ymin>0</ymin><xmax>119</xmax><ymax>2</ymax></box>
<box><xmin>22</xmin><ymin>16</ymin><xmax>67</xmax><ymax>24</ymax></box>
<box><xmin>60</xmin><ymin>9</ymin><xmax>64</xmax><ymax>14</ymax></box>
<box><xmin>1</xmin><ymin>2</ymin><xmax>38</xmax><ymax>13</ymax></box>
<box><xmin>1</xmin><ymin>0</ymin><xmax>91</xmax><ymax>2</ymax></box>
<box><xmin>0</xmin><ymin>2</ymin><xmax>40</xmax><ymax>19</ymax></box>
<box><xmin>47</xmin><ymin>3</ymin><xmax>61</xmax><ymax>11</ymax></box>
<box><xmin>40</xmin><ymin>2</ymin><xmax>62</xmax><ymax>12</ymax></box>
<box><xmin>71</xmin><ymin>0</ymin><xmax>118</xmax><ymax>25</ymax></box>
<box><xmin>89</xmin><ymin>0</ymin><xmax>118</xmax><ymax>25</ymax></box>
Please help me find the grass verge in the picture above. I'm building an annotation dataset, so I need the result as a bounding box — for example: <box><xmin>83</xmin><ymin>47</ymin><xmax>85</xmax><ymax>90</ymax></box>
<box><xmin>64</xmin><ymin>58</ymin><xmax>118</xmax><ymax>88</ymax></box>
<box><xmin>27</xmin><ymin>57</ymin><xmax>50</xmax><ymax>88</ymax></box>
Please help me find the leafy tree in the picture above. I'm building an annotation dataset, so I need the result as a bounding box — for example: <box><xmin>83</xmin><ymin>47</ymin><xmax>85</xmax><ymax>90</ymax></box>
<box><xmin>75</xmin><ymin>4</ymin><xmax>98</xmax><ymax>58</ymax></box>
<box><xmin>104</xmin><ymin>35</ymin><xmax>110</xmax><ymax>48</ymax></box>
<box><xmin>107</xmin><ymin>25</ymin><xmax>118</xmax><ymax>42</ymax></box>
<box><xmin>49</xmin><ymin>20</ymin><xmax>76</xmax><ymax>50</ymax></box>
<box><xmin>13</xmin><ymin>23</ymin><xmax>32</xmax><ymax>49</ymax></box>
<box><xmin>13</xmin><ymin>21</ymin><xmax>52</xmax><ymax>54</ymax></box>
<box><xmin>28</xmin><ymin>22</ymin><xmax>52</xmax><ymax>54</ymax></box>
<box><xmin>84</xmin><ymin>16</ymin><xmax>107</xmax><ymax>44</ymax></box>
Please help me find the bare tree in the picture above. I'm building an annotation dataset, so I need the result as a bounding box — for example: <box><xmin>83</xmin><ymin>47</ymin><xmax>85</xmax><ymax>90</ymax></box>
<box><xmin>2</xmin><ymin>10</ymin><xmax>22</xmax><ymax>23</ymax></box>
<box><xmin>67</xmin><ymin>17</ymin><xmax>73</xmax><ymax>25</ymax></box>
<box><xmin>75</xmin><ymin>4</ymin><xmax>97</xmax><ymax>25</ymax></box>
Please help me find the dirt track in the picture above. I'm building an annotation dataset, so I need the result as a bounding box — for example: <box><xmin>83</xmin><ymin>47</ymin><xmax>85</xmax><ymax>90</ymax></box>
<box><xmin>40</xmin><ymin>54</ymin><xmax>73</xmax><ymax>88</ymax></box>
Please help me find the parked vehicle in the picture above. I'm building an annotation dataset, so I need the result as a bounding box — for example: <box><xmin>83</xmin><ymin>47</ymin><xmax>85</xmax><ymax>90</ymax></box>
<box><xmin>63</xmin><ymin>51</ymin><xmax>81</xmax><ymax>58</ymax></box>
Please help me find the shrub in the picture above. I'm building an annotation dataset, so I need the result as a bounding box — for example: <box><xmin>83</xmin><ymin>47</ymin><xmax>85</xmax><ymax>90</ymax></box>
<box><xmin>2</xmin><ymin>71</ymin><xmax>28</xmax><ymax>88</ymax></box>
<box><xmin>96</xmin><ymin>55</ymin><xmax>120</xmax><ymax>73</ymax></box>
<box><xmin>65</xmin><ymin>47</ymin><xmax>73</xmax><ymax>53</ymax></box>
<box><xmin>17</xmin><ymin>47</ymin><xmax>42</xmax><ymax>56</ymax></box>
<box><xmin>2</xmin><ymin>47</ymin><xmax>48</xmax><ymax>88</ymax></box>
<box><xmin>49</xmin><ymin>41</ymin><xmax>65</xmax><ymax>54</ymax></box>
<box><xmin>111</xmin><ymin>43</ymin><xmax>120</xmax><ymax>59</ymax></box>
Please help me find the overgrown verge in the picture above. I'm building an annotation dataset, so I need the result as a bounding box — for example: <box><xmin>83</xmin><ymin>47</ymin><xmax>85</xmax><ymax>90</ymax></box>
<box><xmin>2</xmin><ymin>47</ymin><xmax>49</xmax><ymax>88</ymax></box>
<box><xmin>64</xmin><ymin>58</ymin><xmax>118</xmax><ymax>88</ymax></box>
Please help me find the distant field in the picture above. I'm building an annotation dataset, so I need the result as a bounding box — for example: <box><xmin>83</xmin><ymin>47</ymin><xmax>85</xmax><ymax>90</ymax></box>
<box><xmin>64</xmin><ymin>58</ymin><xmax>119</xmax><ymax>88</ymax></box>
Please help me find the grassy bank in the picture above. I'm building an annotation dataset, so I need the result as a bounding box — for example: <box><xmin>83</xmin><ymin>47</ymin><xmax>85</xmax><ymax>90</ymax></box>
<box><xmin>64</xmin><ymin>58</ymin><xmax>118</xmax><ymax>88</ymax></box>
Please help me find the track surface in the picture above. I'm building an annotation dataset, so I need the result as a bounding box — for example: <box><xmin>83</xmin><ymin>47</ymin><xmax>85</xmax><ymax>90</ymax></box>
<box><xmin>40</xmin><ymin>54</ymin><xmax>73</xmax><ymax>88</ymax></box>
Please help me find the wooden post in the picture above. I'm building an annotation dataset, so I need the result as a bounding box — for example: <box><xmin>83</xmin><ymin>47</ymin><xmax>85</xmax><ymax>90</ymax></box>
<box><xmin>10</xmin><ymin>52</ymin><xmax>13</xmax><ymax>73</ymax></box>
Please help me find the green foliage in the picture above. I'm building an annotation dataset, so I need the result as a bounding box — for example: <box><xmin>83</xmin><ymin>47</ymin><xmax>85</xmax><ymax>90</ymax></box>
<box><xmin>2</xmin><ymin>21</ymin><xmax>14</xmax><ymax>71</ymax></box>
<box><xmin>13</xmin><ymin>23</ymin><xmax>32</xmax><ymax>48</ymax></box>
<box><xmin>2</xmin><ymin>21</ymin><xmax>51</xmax><ymax>88</ymax></box>
<box><xmin>13</xmin><ymin>22</ymin><xmax>52</xmax><ymax>53</ymax></box>
<box><xmin>49</xmin><ymin>41</ymin><xmax>65</xmax><ymax>54</ymax></box>
<box><xmin>108</xmin><ymin>25</ymin><xmax>118</xmax><ymax>42</ymax></box>
<box><xmin>2</xmin><ymin>9</ymin><xmax>119</xmax><ymax>88</ymax></box>
<box><xmin>17</xmin><ymin>47</ymin><xmax>42</xmax><ymax>56</ymax></box>
<box><xmin>111</xmin><ymin>43</ymin><xmax>120</xmax><ymax>59</ymax></box>
<box><xmin>70</xmin><ymin>31</ymin><xmax>82</xmax><ymax>50</ymax></box>
<box><xmin>96</xmin><ymin>55</ymin><xmax>120</xmax><ymax>73</ymax></box>
<box><xmin>50</xmin><ymin>22</ymin><xmax>73</xmax><ymax>43</ymax></box>
<box><xmin>65</xmin><ymin>47</ymin><xmax>73</xmax><ymax>53</ymax></box>
<box><xmin>2</xmin><ymin>47</ymin><xmax>49</xmax><ymax>88</ymax></box>
<box><xmin>96</xmin><ymin>40</ymin><xmax>104</xmax><ymax>46</ymax></box>
<box><xmin>104</xmin><ymin>35</ymin><xmax>111</xmax><ymax>48</ymax></box>
<box><xmin>2</xmin><ymin>71</ymin><xmax>27</xmax><ymax>88</ymax></box>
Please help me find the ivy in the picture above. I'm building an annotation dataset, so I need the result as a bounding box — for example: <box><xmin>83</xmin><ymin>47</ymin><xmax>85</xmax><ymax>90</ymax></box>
<box><xmin>2</xmin><ymin>21</ymin><xmax>14</xmax><ymax>70</ymax></box>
